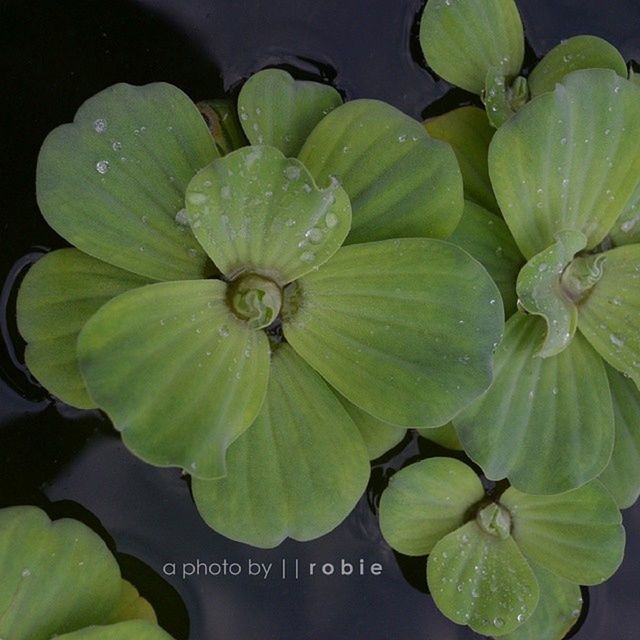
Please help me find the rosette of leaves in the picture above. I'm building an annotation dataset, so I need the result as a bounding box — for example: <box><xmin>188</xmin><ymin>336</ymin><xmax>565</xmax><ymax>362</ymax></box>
<box><xmin>419</xmin><ymin>0</ymin><xmax>629</xmax><ymax>127</ymax></box>
<box><xmin>424</xmin><ymin>68</ymin><xmax>640</xmax><ymax>501</ymax></box>
<box><xmin>379</xmin><ymin>457</ymin><xmax>625</xmax><ymax>638</ymax></box>
<box><xmin>17</xmin><ymin>70</ymin><xmax>504</xmax><ymax>547</ymax></box>
<box><xmin>0</xmin><ymin>506</ymin><xmax>172</xmax><ymax>640</ymax></box>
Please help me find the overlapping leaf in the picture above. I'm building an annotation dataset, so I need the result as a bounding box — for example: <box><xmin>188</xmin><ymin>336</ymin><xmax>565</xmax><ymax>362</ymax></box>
<box><xmin>299</xmin><ymin>100</ymin><xmax>463</xmax><ymax>243</ymax></box>
<box><xmin>611</xmin><ymin>182</ymin><xmax>640</xmax><ymax>246</ymax></box>
<box><xmin>36</xmin><ymin>82</ymin><xmax>218</xmax><ymax>280</ymax></box>
<box><xmin>416</xmin><ymin>423</ymin><xmax>463</xmax><ymax>451</ymax></box>
<box><xmin>77</xmin><ymin>280</ymin><xmax>270</xmax><ymax>479</ymax></box>
<box><xmin>283</xmin><ymin>238</ymin><xmax>503</xmax><ymax>427</ymax></box>
<box><xmin>192</xmin><ymin>345</ymin><xmax>370</xmax><ymax>548</ymax></box>
<box><xmin>57</xmin><ymin>621</ymin><xmax>173</xmax><ymax>640</ymax></box>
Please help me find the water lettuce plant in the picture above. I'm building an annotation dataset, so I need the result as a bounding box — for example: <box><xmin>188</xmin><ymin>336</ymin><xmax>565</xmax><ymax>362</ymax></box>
<box><xmin>419</xmin><ymin>0</ymin><xmax>629</xmax><ymax>127</ymax></box>
<box><xmin>379</xmin><ymin>457</ymin><xmax>624</xmax><ymax>638</ymax></box>
<box><xmin>0</xmin><ymin>506</ymin><xmax>172</xmax><ymax>640</ymax></box>
<box><xmin>17</xmin><ymin>70</ymin><xmax>504</xmax><ymax>547</ymax></box>
<box><xmin>421</xmin><ymin>69</ymin><xmax>640</xmax><ymax>501</ymax></box>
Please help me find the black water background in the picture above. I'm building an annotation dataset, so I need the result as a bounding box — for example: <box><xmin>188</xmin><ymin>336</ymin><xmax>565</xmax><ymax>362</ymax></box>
<box><xmin>2</xmin><ymin>1</ymin><xmax>640</xmax><ymax>638</ymax></box>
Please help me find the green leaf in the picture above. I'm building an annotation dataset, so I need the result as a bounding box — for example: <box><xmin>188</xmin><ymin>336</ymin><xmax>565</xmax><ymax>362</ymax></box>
<box><xmin>379</xmin><ymin>458</ymin><xmax>484</xmax><ymax>556</ymax></box>
<box><xmin>36</xmin><ymin>83</ymin><xmax>218</xmax><ymax>281</ymax></box>
<box><xmin>237</xmin><ymin>69</ymin><xmax>342</xmax><ymax>157</ymax></box>
<box><xmin>501</xmin><ymin>564</ymin><xmax>582</xmax><ymax>640</ymax></box>
<box><xmin>197</xmin><ymin>98</ymin><xmax>247</xmax><ymax>156</ymax></box>
<box><xmin>489</xmin><ymin>69</ymin><xmax>640</xmax><ymax>258</ymax></box>
<box><xmin>610</xmin><ymin>181</ymin><xmax>640</xmax><ymax>246</ymax></box>
<box><xmin>501</xmin><ymin>481</ymin><xmax>625</xmax><ymax>585</ymax></box>
<box><xmin>416</xmin><ymin>423</ymin><xmax>464</xmax><ymax>451</ymax></box>
<box><xmin>299</xmin><ymin>99</ymin><xmax>463</xmax><ymax>244</ymax></box>
<box><xmin>578</xmin><ymin>244</ymin><xmax>640</xmax><ymax>387</ymax></box>
<box><xmin>336</xmin><ymin>394</ymin><xmax>406</xmax><ymax>460</ymax></box>
<box><xmin>484</xmin><ymin>70</ymin><xmax>529</xmax><ymax>129</ymax></box>
<box><xmin>515</xmin><ymin>230</ymin><xmax>587</xmax><ymax>357</ymax></box>
<box><xmin>77</xmin><ymin>280</ymin><xmax>270</xmax><ymax>479</ymax></box>
<box><xmin>186</xmin><ymin>146</ymin><xmax>351</xmax><ymax>285</ymax></box>
<box><xmin>448</xmin><ymin>201</ymin><xmax>524</xmax><ymax>317</ymax></box>
<box><xmin>16</xmin><ymin>249</ymin><xmax>151</xmax><ymax>409</ymax></box>
<box><xmin>424</xmin><ymin>107</ymin><xmax>498</xmax><ymax>213</ymax></box>
<box><xmin>56</xmin><ymin>621</ymin><xmax>173</xmax><ymax>640</ymax></box>
<box><xmin>107</xmin><ymin>580</ymin><xmax>157</xmax><ymax>624</ymax></box>
<box><xmin>529</xmin><ymin>35</ymin><xmax>628</xmax><ymax>97</ymax></box>
<box><xmin>192</xmin><ymin>345</ymin><xmax>370</xmax><ymax>548</ymax></box>
<box><xmin>283</xmin><ymin>238</ymin><xmax>504</xmax><ymax>427</ymax></box>
<box><xmin>455</xmin><ymin>313</ymin><xmax>614</xmax><ymax>494</ymax></box>
<box><xmin>427</xmin><ymin>521</ymin><xmax>539</xmax><ymax>636</ymax></box>
<box><xmin>599</xmin><ymin>365</ymin><xmax>640</xmax><ymax>508</ymax></box>
<box><xmin>419</xmin><ymin>0</ymin><xmax>524</xmax><ymax>95</ymax></box>
<box><xmin>0</xmin><ymin>506</ymin><xmax>121</xmax><ymax>640</ymax></box>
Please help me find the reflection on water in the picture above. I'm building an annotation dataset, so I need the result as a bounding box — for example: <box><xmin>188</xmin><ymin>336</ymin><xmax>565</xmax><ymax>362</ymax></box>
<box><xmin>2</xmin><ymin>0</ymin><xmax>640</xmax><ymax>638</ymax></box>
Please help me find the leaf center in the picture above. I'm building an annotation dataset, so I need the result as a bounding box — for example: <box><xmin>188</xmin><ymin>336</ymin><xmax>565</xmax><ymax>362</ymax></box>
<box><xmin>560</xmin><ymin>253</ymin><xmax>607</xmax><ymax>304</ymax></box>
<box><xmin>476</xmin><ymin>502</ymin><xmax>512</xmax><ymax>539</ymax></box>
<box><xmin>228</xmin><ymin>273</ymin><xmax>283</xmax><ymax>330</ymax></box>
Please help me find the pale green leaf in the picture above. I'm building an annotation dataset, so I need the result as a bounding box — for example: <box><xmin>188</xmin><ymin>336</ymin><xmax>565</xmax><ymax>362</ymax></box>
<box><xmin>56</xmin><ymin>621</ymin><xmax>173</xmax><ymax>640</ymax></box>
<box><xmin>610</xmin><ymin>181</ymin><xmax>640</xmax><ymax>246</ymax></box>
<box><xmin>529</xmin><ymin>36</ymin><xmax>627</xmax><ymax>97</ymax></box>
<box><xmin>515</xmin><ymin>230</ymin><xmax>587</xmax><ymax>357</ymax></box>
<box><xmin>186</xmin><ymin>146</ymin><xmax>351</xmax><ymax>285</ymax></box>
<box><xmin>484</xmin><ymin>70</ymin><xmax>529</xmax><ymax>129</ymax></box>
<box><xmin>599</xmin><ymin>365</ymin><xmax>640</xmax><ymax>508</ymax></box>
<box><xmin>77</xmin><ymin>280</ymin><xmax>270</xmax><ymax>479</ymax></box>
<box><xmin>283</xmin><ymin>238</ymin><xmax>504</xmax><ymax>427</ymax></box>
<box><xmin>299</xmin><ymin>99</ymin><xmax>463</xmax><ymax>244</ymax></box>
<box><xmin>0</xmin><ymin>506</ymin><xmax>121</xmax><ymax>640</ymax></box>
<box><xmin>379</xmin><ymin>458</ymin><xmax>484</xmax><ymax>556</ymax></box>
<box><xmin>416</xmin><ymin>423</ymin><xmax>464</xmax><ymax>450</ymax></box>
<box><xmin>501</xmin><ymin>481</ymin><xmax>625</xmax><ymax>585</ymax></box>
<box><xmin>501</xmin><ymin>564</ymin><xmax>582</xmax><ymax>640</ymax></box>
<box><xmin>36</xmin><ymin>82</ymin><xmax>218</xmax><ymax>281</ymax></box>
<box><xmin>427</xmin><ymin>521</ymin><xmax>539</xmax><ymax>636</ymax></box>
<box><xmin>237</xmin><ymin>69</ymin><xmax>342</xmax><ymax>157</ymax></box>
<box><xmin>424</xmin><ymin>106</ymin><xmax>498</xmax><ymax>213</ymax></box>
<box><xmin>419</xmin><ymin>0</ymin><xmax>524</xmax><ymax>94</ymax></box>
<box><xmin>192</xmin><ymin>345</ymin><xmax>370</xmax><ymax>548</ymax></box>
<box><xmin>107</xmin><ymin>580</ymin><xmax>157</xmax><ymax>624</ymax></box>
<box><xmin>455</xmin><ymin>313</ymin><xmax>614</xmax><ymax>494</ymax></box>
<box><xmin>490</xmin><ymin>69</ymin><xmax>640</xmax><ymax>258</ymax></box>
<box><xmin>448</xmin><ymin>201</ymin><xmax>524</xmax><ymax>317</ymax></box>
<box><xmin>336</xmin><ymin>394</ymin><xmax>406</xmax><ymax>460</ymax></box>
<box><xmin>578</xmin><ymin>244</ymin><xmax>640</xmax><ymax>387</ymax></box>
<box><xmin>16</xmin><ymin>249</ymin><xmax>151</xmax><ymax>409</ymax></box>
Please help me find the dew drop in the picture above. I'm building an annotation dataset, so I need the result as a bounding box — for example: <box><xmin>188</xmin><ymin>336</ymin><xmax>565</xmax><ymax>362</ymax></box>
<box><xmin>305</xmin><ymin>228</ymin><xmax>324</xmax><ymax>244</ymax></box>
<box><xmin>285</xmin><ymin>218</ymin><xmax>296</xmax><ymax>227</ymax></box>
<box><xmin>21</xmin><ymin>569</ymin><xmax>31</xmax><ymax>578</ymax></box>
<box><xmin>218</xmin><ymin>325</ymin><xmax>230</xmax><ymax>338</ymax></box>
<box><xmin>325</xmin><ymin>212</ymin><xmax>339</xmax><ymax>228</ymax></box>
<box><xmin>517</xmin><ymin>614</ymin><xmax>525</xmax><ymax>623</ymax></box>
<box><xmin>300</xmin><ymin>251</ymin><xmax>315</xmax><ymax>263</ymax></box>
<box><xmin>93</xmin><ymin>118</ymin><xmax>107</xmax><ymax>133</ymax></box>
<box><xmin>285</xmin><ymin>165</ymin><xmax>301</xmax><ymax>181</ymax></box>
<box><xmin>112</xmin><ymin>140</ymin><xmax>122</xmax><ymax>151</ymax></box>
<box><xmin>610</xmin><ymin>334</ymin><xmax>625</xmax><ymax>348</ymax></box>
<box><xmin>493</xmin><ymin>617</ymin><xmax>505</xmax><ymax>629</ymax></box>
<box><xmin>175</xmin><ymin>208</ymin><xmax>190</xmax><ymax>226</ymax></box>
<box><xmin>95</xmin><ymin>160</ymin><xmax>110</xmax><ymax>174</ymax></box>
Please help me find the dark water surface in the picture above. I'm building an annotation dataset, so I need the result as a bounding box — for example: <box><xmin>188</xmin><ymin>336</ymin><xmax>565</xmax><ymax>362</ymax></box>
<box><xmin>1</xmin><ymin>1</ymin><xmax>640</xmax><ymax>638</ymax></box>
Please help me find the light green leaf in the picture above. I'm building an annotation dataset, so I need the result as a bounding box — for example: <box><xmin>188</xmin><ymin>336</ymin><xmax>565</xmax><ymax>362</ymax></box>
<box><xmin>299</xmin><ymin>99</ymin><xmax>463</xmax><ymax>244</ymax></box>
<box><xmin>610</xmin><ymin>181</ymin><xmax>640</xmax><ymax>246</ymax></box>
<box><xmin>77</xmin><ymin>280</ymin><xmax>270</xmax><ymax>479</ymax></box>
<box><xmin>337</xmin><ymin>394</ymin><xmax>406</xmax><ymax>460</ymax></box>
<box><xmin>515</xmin><ymin>230</ymin><xmax>587</xmax><ymax>357</ymax></box>
<box><xmin>56</xmin><ymin>621</ymin><xmax>173</xmax><ymax>640</ymax></box>
<box><xmin>283</xmin><ymin>238</ymin><xmax>504</xmax><ymax>427</ymax></box>
<box><xmin>501</xmin><ymin>564</ymin><xmax>582</xmax><ymax>640</ymax></box>
<box><xmin>529</xmin><ymin>35</ymin><xmax>628</xmax><ymax>97</ymax></box>
<box><xmin>419</xmin><ymin>0</ymin><xmax>524</xmax><ymax>95</ymax></box>
<box><xmin>599</xmin><ymin>365</ymin><xmax>640</xmax><ymax>508</ymax></box>
<box><xmin>449</xmin><ymin>201</ymin><xmax>524</xmax><ymax>317</ymax></box>
<box><xmin>455</xmin><ymin>313</ymin><xmax>614</xmax><ymax>494</ymax></box>
<box><xmin>0</xmin><ymin>506</ymin><xmax>121</xmax><ymax>640</ymax></box>
<box><xmin>379</xmin><ymin>458</ymin><xmax>484</xmax><ymax>556</ymax></box>
<box><xmin>501</xmin><ymin>481</ymin><xmax>625</xmax><ymax>585</ymax></box>
<box><xmin>424</xmin><ymin>106</ymin><xmax>498</xmax><ymax>213</ymax></box>
<box><xmin>490</xmin><ymin>69</ymin><xmax>640</xmax><ymax>258</ymax></box>
<box><xmin>197</xmin><ymin>98</ymin><xmax>247</xmax><ymax>156</ymax></box>
<box><xmin>578</xmin><ymin>244</ymin><xmax>640</xmax><ymax>387</ymax></box>
<box><xmin>416</xmin><ymin>423</ymin><xmax>463</xmax><ymax>450</ymax></box>
<box><xmin>427</xmin><ymin>520</ymin><xmax>539</xmax><ymax>636</ymax></box>
<box><xmin>192</xmin><ymin>345</ymin><xmax>370</xmax><ymax>548</ymax></box>
<box><xmin>186</xmin><ymin>146</ymin><xmax>351</xmax><ymax>285</ymax></box>
<box><xmin>107</xmin><ymin>580</ymin><xmax>157</xmax><ymax>624</ymax></box>
<box><xmin>237</xmin><ymin>69</ymin><xmax>342</xmax><ymax>157</ymax></box>
<box><xmin>36</xmin><ymin>82</ymin><xmax>218</xmax><ymax>281</ymax></box>
<box><xmin>16</xmin><ymin>249</ymin><xmax>151</xmax><ymax>409</ymax></box>
<box><xmin>484</xmin><ymin>70</ymin><xmax>529</xmax><ymax>129</ymax></box>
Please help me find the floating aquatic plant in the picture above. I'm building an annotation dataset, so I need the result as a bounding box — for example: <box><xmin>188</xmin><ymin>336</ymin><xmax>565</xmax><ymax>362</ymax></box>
<box><xmin>0</xmin><ymin>506</ymin><xmax>172</xmax><ymax>640</ymax></box>
<box><xmin>17</xmin><ymin>70</ymin><xmax>503</xmax><ymax>547</ymax></box>
<box><xmin>379</xmin><ymin>457</ymin><xmax>624</xmax><ymax>638</ymax></box>
<box><xmin>419</xmin><ymin>0</ymin><xmax>629</xmax><ymax>127</ymax></box>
